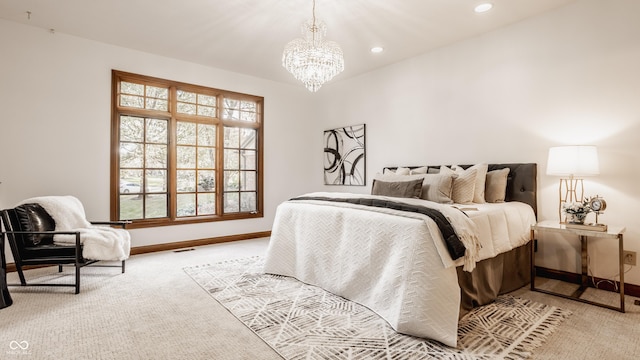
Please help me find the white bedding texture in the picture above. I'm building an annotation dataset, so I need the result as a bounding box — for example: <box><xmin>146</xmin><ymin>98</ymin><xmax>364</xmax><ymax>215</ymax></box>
<box><xmin>460</xmin><ymin>202</ymin><xmax>536</xmax><ymax>262</ymax></box>
<box><xmin>263</xmin><ymin>192</ymin><xmax>536</xmax><ymax>347</ymax></box>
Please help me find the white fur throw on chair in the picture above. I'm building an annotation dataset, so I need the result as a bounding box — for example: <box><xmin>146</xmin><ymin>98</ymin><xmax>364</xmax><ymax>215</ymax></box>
<box><xmin>17</xmin><ymin>196</ymin><xmax>130</xmax><ymax>261</ymax></box>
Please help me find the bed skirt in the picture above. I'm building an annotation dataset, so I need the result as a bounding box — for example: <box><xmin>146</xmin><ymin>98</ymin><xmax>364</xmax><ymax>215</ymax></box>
<box><xmin>457</xmin><ymin>243</ymin><xmax>531</xmax><ymax>318</ymax></box>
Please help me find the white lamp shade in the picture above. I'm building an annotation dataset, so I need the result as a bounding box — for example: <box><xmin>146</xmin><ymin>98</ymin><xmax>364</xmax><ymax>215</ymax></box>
<box><xmin>547</xmin><ymin>145</ymin><xmax>600</xmax><ymax>176</ymax></box>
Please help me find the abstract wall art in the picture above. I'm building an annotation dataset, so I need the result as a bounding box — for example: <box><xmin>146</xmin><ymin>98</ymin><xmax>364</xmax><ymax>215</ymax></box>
<box><xmin>323</xmin><ymin>124</ymin><xmax>366</xmax><ymax>185</ymax></box>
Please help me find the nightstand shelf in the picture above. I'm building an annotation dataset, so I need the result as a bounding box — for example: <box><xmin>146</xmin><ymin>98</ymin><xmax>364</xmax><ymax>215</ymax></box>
<box><xmin>530</xmin><ymin>220</ymin><xmax>626</xmax><ymax>312</ymax></box>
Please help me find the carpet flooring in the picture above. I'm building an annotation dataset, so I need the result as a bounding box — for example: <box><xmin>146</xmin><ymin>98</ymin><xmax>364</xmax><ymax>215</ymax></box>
<box><xmin>185</xmin><ymin>256</ymin><xmax>572</xmax><ymax>359</ymax></box>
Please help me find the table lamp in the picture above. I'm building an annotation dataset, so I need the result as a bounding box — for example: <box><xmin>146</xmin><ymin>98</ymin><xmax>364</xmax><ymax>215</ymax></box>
<box><xmin>546</xmin><ymin>145</ymin><xmax>599</xmax><ymax>222</ymax></box>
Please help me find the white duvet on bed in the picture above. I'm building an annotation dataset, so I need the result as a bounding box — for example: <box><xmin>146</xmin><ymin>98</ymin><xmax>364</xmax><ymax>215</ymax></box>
<box><xmin>454</xmin><ymin>202</ymin><xmax>536</xmax><ymax>264</ymax></box>
<box><xmin>263</xmin><ymin>192</ymin><xmax>535</xmax><ymax>347</ymax></box>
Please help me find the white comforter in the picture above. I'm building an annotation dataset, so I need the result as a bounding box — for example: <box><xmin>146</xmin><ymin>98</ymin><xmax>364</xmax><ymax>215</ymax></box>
<box><xmin>458</xmin><ymin>202</ymin><xmax>537</xmax><ymax>263</ymax></box>
<box><xmin>263</xmin><ymin>192</ymin><xmax>535</xmax><ymax>347</ymax></box>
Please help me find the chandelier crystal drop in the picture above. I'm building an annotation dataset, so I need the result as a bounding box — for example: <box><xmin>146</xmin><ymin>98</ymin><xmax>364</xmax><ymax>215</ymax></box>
<box><xmin>282</xmin><ymin>0</ymin><xmax>344</xmax><ymax>92</ymax></box>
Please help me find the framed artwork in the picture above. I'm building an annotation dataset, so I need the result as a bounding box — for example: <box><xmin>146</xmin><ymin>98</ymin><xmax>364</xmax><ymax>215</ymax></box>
<box><xmin>323</xmin><ymin>124</ymin><xmax>366</xmax><ymax>185</ymax></box>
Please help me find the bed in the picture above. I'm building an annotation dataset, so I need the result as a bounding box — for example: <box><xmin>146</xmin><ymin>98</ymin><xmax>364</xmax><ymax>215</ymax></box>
<box><xmin>263</xmin><ymin>163</ymin><xmax>537</xmax><ymax>347</ymax></box>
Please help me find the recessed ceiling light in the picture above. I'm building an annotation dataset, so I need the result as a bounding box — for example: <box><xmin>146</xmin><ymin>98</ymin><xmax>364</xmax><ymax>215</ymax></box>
<box><xmin>474</xmin><ymin>3</ymin><xmax>493</xmax><ymax>13</ymax></box>
<box><xmin>370</xmin><ymin>46</ymin><xmax>384</xmax><ymax>53</ymax></box>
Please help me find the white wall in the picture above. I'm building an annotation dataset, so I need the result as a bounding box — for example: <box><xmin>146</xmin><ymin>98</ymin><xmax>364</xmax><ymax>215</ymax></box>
<box><xmin>0</xmin><ymin>19</ymin><xmax>318</xmax><ymax>261</ymax></box>
<box><xmin>316</xmin><ymin>0</ymin><xmax>640</xmax><ymax>286</ymax></box>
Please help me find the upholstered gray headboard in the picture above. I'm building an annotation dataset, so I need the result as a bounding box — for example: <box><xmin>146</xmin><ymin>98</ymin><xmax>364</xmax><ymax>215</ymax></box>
<box><xmin>383</xmin><ymin>163</ymin><xmax>537</xmax><ymax>215</ymax></box>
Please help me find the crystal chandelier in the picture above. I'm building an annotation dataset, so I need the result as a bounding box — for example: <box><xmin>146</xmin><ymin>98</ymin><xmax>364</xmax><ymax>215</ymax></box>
<box><xmin>282</xmin><ymin>0</ymin><xmax>344</xmax><ymax>92</ymax></box>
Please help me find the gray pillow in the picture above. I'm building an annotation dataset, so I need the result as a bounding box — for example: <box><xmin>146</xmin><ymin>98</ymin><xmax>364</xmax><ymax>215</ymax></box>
<box><xmin>371</xmin><ymin>179</ymin><xmax>423</xmax><ymax>199</ymax></box>
<box><xmin>485</xmin><ymin>168</ymin><xmax>510</xmax><ymax>203</ymax></box>
<box><xmin>373</xmin><ymin>173</ymin><xmax>456</xmax><ymax>203</ymax></box>
<box><xmin>419</xmin><ymin>173</ymin><xmax>456</xmax><ymax>204</ymax></box>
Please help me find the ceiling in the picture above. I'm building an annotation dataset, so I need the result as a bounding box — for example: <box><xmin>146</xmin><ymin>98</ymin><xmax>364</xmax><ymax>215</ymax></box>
<box><xmin>0</xmin><ymin>0</ymin><xmax>577</xmax><ymax>87</ymax></box>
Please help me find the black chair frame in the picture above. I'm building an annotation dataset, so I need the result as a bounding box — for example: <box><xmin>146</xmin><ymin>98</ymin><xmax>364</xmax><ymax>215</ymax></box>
<box><xmin>1</xmin><ymin>208</ymin><xmax>129</xmax><ymax>294</ymax></box>
<box><xmin>1</xmin><ymin>231</ymin><xmax>13</xmax><ymax>308</ymax></box>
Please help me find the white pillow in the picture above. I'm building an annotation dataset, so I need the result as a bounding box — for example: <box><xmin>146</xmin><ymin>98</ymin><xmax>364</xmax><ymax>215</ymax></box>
<box><xmin>384</xmin><ymin>167</ymin><xmax>410</xmax><ymax>175</ymax></box>
<box><xmin>452</xmin><ymin>163</ymin><xmax>488</xmax><ymax>203</ymax></box>
<box><xmin>409</xmin><ymin>166</ymin><xmax>428</xmax><ymax>175</ymax></box>
<box><xmin>440</xmin><ymin>166</ymin><xmax>477</xmax><ymax>204</ymax></box>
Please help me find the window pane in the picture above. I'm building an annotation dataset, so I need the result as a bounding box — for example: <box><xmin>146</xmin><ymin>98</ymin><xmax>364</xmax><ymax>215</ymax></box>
<box><xmin>121</xmin><ymin>81</ymin><xmax>144</xmax><ymax>95</ymax></box>
<box><xmin>220</xmin><ymin>101</ymin><xmax>256</xmax><ymax>123</ymax></box>
<box><xmin>224</xmin><ymin>98</ymin><xmax>238</xmax><ymax>110</ymax></box>
<box><xmin>224</xmin><ymin>127</ymin><xmax>239</xmax><ymax>147</ymax></box>
<box><xmin>224</xmin><ymin>193</ymin><xmax>239</xmax><ymax>212</ymax></box>
<box><xmin>197</xmin><ymin>105</ymin><xmax>215</xmax><ymax>117</ymax></box>
<box><xmin>119</xmin><ymin>172</ymin><xmax>142</xmax><ymax>194</ymax></box>
<box><xmin>146</xmin><ymin>118</ymin><xmax>167</xmax><ymax>143</ymax></box>
<box><xmin>198</xmin><ymin>193</ymin><xmax>216</xmax><ymax>215</ymax></box>
<box><xmin>241</xmin><ymin>192</ymin><xmax>257</xmax><ymax>212</ymax></box>
<box><xmin>224</xmin><ymin>149</ymin><xmax>239</xmax><ymax>169</ymax></box>
<box><xmin>120</xmin><ymin>143</ymin><xmax>143</xmax><ymax>168</ymax></box>
<box><xmin>198</xmin><ymin>148</ymin><xmax>215</xmax><ymax>169</ymax></box>
<box><xmin>240</xmin><ymin>128</ymin><xmax>256</xmax><ymax>149</ymax></box>
<box><xmin>241</xmin><ymin>101</ymin><xmax>256</xmax><ymax>112</ymax></box>
<box><xmin>198</xmin><ymin>124</ymin><xmax>216</xmax><ymax>146</ymax></box>
<box><xmin>177</xmin><ymin>194</ymin><xmax>196</xmax><ymax>217</ymax></box>
<box><xmin>120</xmin><ymin>116</ymin><xmax>144</xmax><ymax>142</ymax></box>
<box><xmin>177</xmin><ymin>122</ymin><xmax>196</xmax><ymax>145</ymax></box>
<box><xmin>146</xmin><ymin>98</ymin><xmax>168</xmax><ymax>111</ymax></box>
<box><xmin>120</xmin><ymin>95</ymin><xmax>143</xmax><ymax>108</ymax></box>
<box><xmin>240</xmin><ymin>171</ymin><xmax>256</xmax><ymax>191</ymax></box>
<box><xmin>120</xmin><ymin>194</ymin><xmax>143</xmax><ymax>220</ymax></box>
<box><xmin>145</xmin><ymin>144</ymin><xmax>167</xmax><ymax>168</ymax></box>
<box><xmin>177</xmin><ymin>90</ymin><xmax>196</xmax><ymax>103</ymax></box>
<box><xmin>198</xmin><ymin>170</ymin><xmax>215</xmax><ymax>191</ymax></box>
<box><xmin>223</xmin><ymin>99</ymin><xmax>241</xmax><ymax>120</ymax></box>
<box><xmin>177</xmin><ymin>170</ymin><xmax>196</xmax><ymax>192</ymax></box>
<box><xmin>177</xmin><ymin>103</ymin><xmax>196</xmax><ymax>115</ymax></box>
<box><xmin>178</xmin><ymin>92</ymin><xmax>217</xmax><ymax>117</ymax></box>
<box><xmin>224</xmin><ymin>171</ymin><xmax>239</xmax><ymax>191</ymax></box>
<box><xmin>240</xmin><ymin>112</ymin><xmax>256</xmax><ymax>122</ymax></box>
<box><xmin>223</xmin><ymin>108</ymin><xmax>240</xmax><ymax>120</ymax></box>
<box><xmin>198</xmin><ymin>94</ymin><xmax>216</xmax><ymax>106</ymax></box>
<box><xmin>145</xmin><ymin>194</ymin><xmax>167</xmax><ymax>218</ymax></box>
<box><xmin>146</xmin><ymin>86</ymin><xmax>168</xmax><ymax>99</ymax></box>
<box><xmin>177</xmin><ymin>146</ymin><xmax>196</xmax><ymax>168</ymax></box>
<box><xmin>145</xmin><ymin>170</ymin><xmax>167</xmax><ymax>193</ymax></box>
<box><xmin>240</xmin><ymin>150</ymin><xmax>256</xmax><ymax>170</ymax></box>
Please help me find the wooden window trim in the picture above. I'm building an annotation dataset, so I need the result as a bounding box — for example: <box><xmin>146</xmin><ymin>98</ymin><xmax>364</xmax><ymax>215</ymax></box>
<box><xmin>110</xmin><ymin>70</ymin><xmax>264</xmax><ymax>229</ymax></box>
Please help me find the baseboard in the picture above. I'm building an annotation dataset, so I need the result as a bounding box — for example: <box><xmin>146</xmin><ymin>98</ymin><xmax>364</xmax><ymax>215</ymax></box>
<box><xmin>5</xmin><ymin>231</ymin><xmax>271</xmax><ymax>273</ymax></box>
<box><xmin>535</xmin><ymin>266</ymin><xmax>640</xmax><ymax>298</ymax></box>
<box><xmin>129</xmin><ymin>231</ymin><xmax>271</xmax><ymax>255</ymax></box>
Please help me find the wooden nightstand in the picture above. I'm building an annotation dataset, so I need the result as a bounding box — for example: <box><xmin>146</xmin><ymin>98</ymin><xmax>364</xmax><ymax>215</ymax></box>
<box><xmin>530</xmin><ymin>220</ymin><xmax>626</xmax><ymax>312</ymax></box>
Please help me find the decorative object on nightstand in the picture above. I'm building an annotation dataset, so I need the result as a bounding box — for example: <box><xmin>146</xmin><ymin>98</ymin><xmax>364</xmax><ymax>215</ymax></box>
<box><xmin>564</xmin><ymin>195</ymin><xmax>608</xmax><ymax>232</ymax></box>
<box><xmin>590</xmin><ymin>195</ymin><xmax>607</xmax><ymax>221</ymax></box>
<box><xmin>547</xmin><ymin>145</ymin><xmax>600</xmax><ymax>223</ymax></box>
<box><xmin>563</xmin><ymin>198</ymin><xmax>591</xmax><ymax>224</ymax></box>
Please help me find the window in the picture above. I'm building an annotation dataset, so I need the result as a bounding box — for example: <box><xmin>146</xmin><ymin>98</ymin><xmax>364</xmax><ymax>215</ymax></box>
<box><xmin>111</xmin><ymin>71</ymin><xmax>263</xmax><ymax>228</ymax></box>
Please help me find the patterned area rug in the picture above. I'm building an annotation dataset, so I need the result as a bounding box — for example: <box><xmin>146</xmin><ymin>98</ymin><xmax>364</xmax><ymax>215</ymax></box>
<box><xmin>184</xmin><ymin>257</ymin><xmax>571</xmax><ymax>359</ymax></box>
